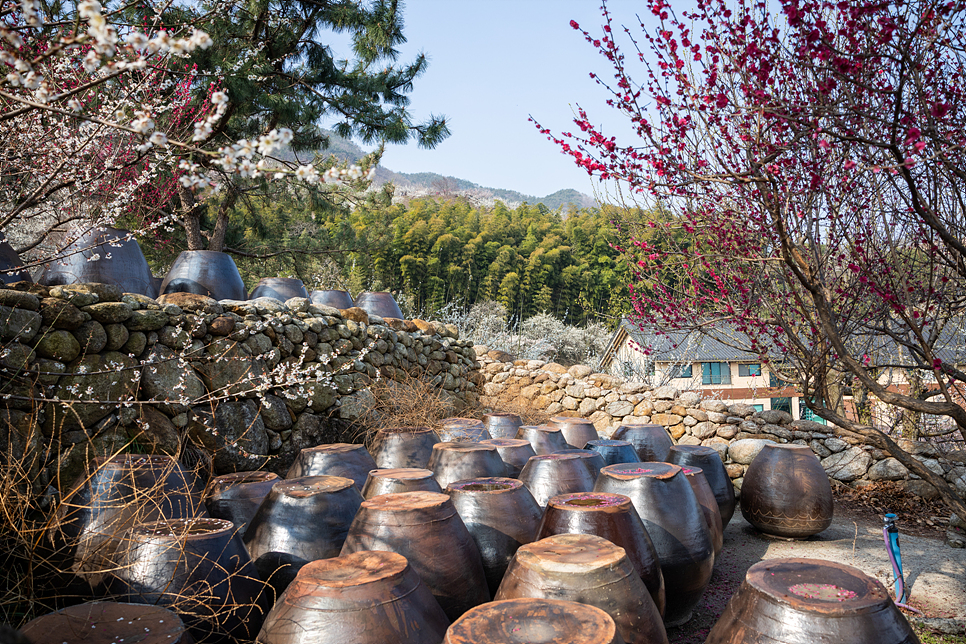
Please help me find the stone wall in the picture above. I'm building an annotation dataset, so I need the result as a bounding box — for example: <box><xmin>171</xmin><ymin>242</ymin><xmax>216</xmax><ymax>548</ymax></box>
<box><xmin>476</xmin><ymin>348</ymin><xmax>966</xmax><ymax>501</ymax></box>
<box><xmin>0</xmin><ymin>282</ymin><xmax>480</xmax><ymax>483</ymax></box>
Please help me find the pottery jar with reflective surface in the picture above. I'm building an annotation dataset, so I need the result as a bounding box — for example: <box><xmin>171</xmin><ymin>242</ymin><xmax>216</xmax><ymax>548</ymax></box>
<box><xmin>740</xmin><ymin>443</ymin><xmax>833</xmax><ymax>539</ymax></box>
<box><xmin>549</xmin><ymin>416</ymin><xmax>599</xmax><ymax>449</ymax></box>
<box><xmin>39</xmin><ymin>227</ymin><xmax>155</xmax><ymax>296</ymax></box>
<box><xmin>257</xmin><ymin>550</ymin><xmax>450</xmax><ymax>644</ymax></box>
<box><xmin>516</xmin><ymin>425</ymin><xmax>570</xmax><ymax>455</ymax></box>
<box><xmin>361</xmin><ymin>468</ymin><xmax>443</xmax><ymax>499</ymax></box>
<box><xmin>495</xmin><ymin>534</ymin><xmax>667</xmax><ymax>644</ymax></box>
<box><xmin>484</xmin><ymin>412</ymin><xmax>524</xmax><ymax>439</ymax></box>
<box><xmin>249</xmin><ymin>278</ymin><xmax>310</xmax><ymax>301</ymax></box>
<box><xmin>584</xmin><ymin>439</ymin><xmax>641</xmax><ymax>467</ymax></box>
<box><xmin>369</xmin><ymin>426</ymin><xmax>439</xmax><ymax>469</ymax></box>
<box><xmin>309</xmin><ymin>289</ymin><xmax>355</xmax><ymax>309</ymax></box>
<box><xmin>444</xmin><ymin>598</ymin><xmax>625</xmax><ymax>644</ymax></box>
<box><xmin>159</xmin><ymin>250</ymin><xmax>247</xmax><ymax>301</ymax></box>
<box><xmin>204</xmin><ymin>471</ymin><xmax>280</xmax><ymax>536</ymax></box>
<box><xmin>552</xmin><ymin>449</ymin><xmax>607</xmax><ymax>481</ymax></box>
<box><xmin>111</xmin><ymin>517</ymin><xmax>267</xmax><ymax>644</ymax></box>
<box><xmin>480</xmin><ymin>438</ymin><xmax>536</xmax><ymax>478</ymax></box>
<box><xmin>537</xmin><ymin>492</ymin><xmax>665</xmax><ymax>617</ymax></box>
<box><xmin>679</xmin><ymin>466</ymin><xmax>724</xmax><ymax>556</ymax></box>
<box><xmin>518</xmin><ymin>453</ymin><xmax>596</xmax><ymax>508</ymax></box>
<box><xmin>428</xmin><ymin>442</ymin><xmax>506</xmax><ymax>489</ymax></box>
<box><xmin>0</xmin><ymin>232</ymin><xmax>30</xmax><ymax>284</ymax></box>
<box><xmin>445</xmin><ymin>477</ymin><xmax>542</xmax><ymax>595</ymax></box>
<box><xmin>285</xmin><ymin>443</ymin><xmax>377</xmax><ymax>490</ymax></box>
<box><xmin>354</xmin><ymin>291</ymin><xmax>404</xmax><ymax>319</ymax></box>
<box><xmin>705</xmin><ymin>558</ymin><xmax>919</xmax><ymax>644</ymax></box>
<box><xmin>22</xmin><ymin>602</ymin><xmax>191</xmax><ymax>644</ymax></box>
<box><xmin>666</xmin><ymin>444</ymin><xmax>736</xmax><ymax>528</ymax></box>
<box><xmin>243</xmin><ymin>476</ymin><xmax>363</xmax><ymax>595</ymax></box>
<box><xmin>593</xmin><ymin>463</ymin><xmax>714</xmax><ymax>626</ymax></box>
<box><xmin>610</xmin><ymin>424</ymin><xmax>674</xmax><ymax>462</ymax></box>
<box><xmin>438</xmin><ymin>418</ymin><xmax>491</xmax><ymax>442</ymax></box>
<box><xmin>340</xmin><ymin>491</ymin><xmax>490</xmax><ymax>621</ymax></box>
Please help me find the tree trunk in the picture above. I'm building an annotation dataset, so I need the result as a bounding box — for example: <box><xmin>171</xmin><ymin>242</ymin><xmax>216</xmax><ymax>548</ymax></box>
<box><xmin>179</xmin><ymin>187</ymin><xmax>206</xmax><ymax>251</ymax></box>
<box><xmin>207</xmin><ymin>189</ymin><xmax>238</xmax><ymax>253</ymax></box>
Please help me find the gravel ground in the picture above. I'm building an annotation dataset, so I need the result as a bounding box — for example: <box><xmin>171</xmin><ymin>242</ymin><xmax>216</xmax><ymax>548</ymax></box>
<box><xmin>667</xmin><ymin>504</ymin><xmax>966</xmax><ymax>643</ymax></box>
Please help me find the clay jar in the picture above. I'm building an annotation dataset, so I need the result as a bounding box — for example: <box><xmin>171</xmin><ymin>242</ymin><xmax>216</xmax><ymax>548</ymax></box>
<box><xmin>666</xmin><ymin>444</ymin><xmax>737</xmax><ymax>528</ymax></box>
<box><xmin>444</xmin><ymin>598</ymin><xmax>625</xmax><ymax>644</ymax></box>
<box><xmin>584</xmin><ymin>439</ymin><xmax>641</xmax><ymax>466</ymax></box>
<box><xmin>495</xmin><ymin>534</ymin><xmax>667</xmax><ymax>644</ymax></box>
<box><xmin>111</xmin><ymin>517</ymin><xmax>267</xmax><ymax>643</ymax></box>
<box><xmin>679</xmin><ymin>466</ymin><xmax>724</xmax><ymax>556</ymax></box>
<box><xmin>204</xmin><ymin>471</ymin><xmax>280</xmax><ymax>536</ymax></box>
<box><xmin>445</xmin><ymin>477</ymin><xmax>543</xmax><ymax>595</ymax></box>
<box><xmin>39</xmin><ymin>226</ymin><xmax>156</xmax><ymax>296</ymax></box>
<box><xmin>249</xmin><ymin>277</ymin><xmax>310</xmax><ymax>301</ymax></box>
<box><xmin>518</xmin><ymin>453</ymin><xmax>596</xmax><ymax>508</ymax></box>
<box><xmin>538</xmin><ymin>492</ymin><xmax>666</xmax><ymax>617</ymax></box>
<box><xmin>428</xmin><ymin>441</ymin><xmax>507</xmax><ymax>489</ymax></box>
<box><xmin>309</xmin><ymin>289</ymin><xmax>354</xmax><ymax>309</ymax></box>
<box><xmin>550</xmin><ymin>416</ymin><xmax>599</xmax><ymax>449</ymax></box>
<box><xmin>480</xmin><ymin>438</ymin><xmax>536</xmax><ymax>478</ymax></box>
<box><xmin>243</xmin><ymin>476</ymin><xmax>363</xmax><ymax>595</ymax></box>
<box><xmin>553</xmin><ymin>449</ymin><xmax>607</xmax><ymax>481</ymax></box>
<box><xmin>593</xmin><ymin>463</ymin><xmax>714</xmax><ymax>627</ymax></box>
<box><xmin>610</xmin><ymin>424</ymin><xmax>674</xmax><ymax>462</ymax></box>
<box><xmin>439</xmin><ymin>418</ymin><xmax>491</xmax><ymax>442</ymax></box>
<box><xmin>354</xmin><ymin>291</ymin><xmax>404</xmax><ymax>319</ymax></box>
<box><xmin>0</xmin><ymin>232</ymin><xmax>30</xmax><ymax>284</ymax></box>
<box><xmin>484</xmin><ymin>412</ymin><xmax>524</xmax><ymax>439</ymax></box>
<box><xmin>516</xmin><ymin>425</ymin><xmax>571</xmax><ymax>455</ymax></box>
<box><xmin>361</xmin><ymin>468</ymin><xmax>443</xmax><ymax>499</ymax></box>
<box><xmin>369</xmin><ymin>426</ymin><xmax>439</xmax><ymax>469</ymax></box>
<box><xmin>21</xmin><ymin>602</ymin><xmax>191</xmax><ymax>644</ymax></box>
<box><xmin>341</xmin><ymin>491</ymin><xmax>491</xmax><ymax>621</ymax></box>
<box><xmin>740</xmin><ymin>444</ymin><xmax>833</xmax><ymax>539</ymax></box>
<box><xmin>159</xmin><ymin>250</ymin><xmax>247</xmax><ymax>301</ymax></box>
<box><xmin>706</xmin><ymin>558</ymin><xmax>919</xmax><ymax>644</ymax></box>
<box><xmin>285</xmin><ymin>443</ymin><xmax>377</xmax><ymax>490</ymax></box>
<box><xmin>258</xmin><ymin>551</ymin><xmax>450</xmax><ymax>644</ymax></box>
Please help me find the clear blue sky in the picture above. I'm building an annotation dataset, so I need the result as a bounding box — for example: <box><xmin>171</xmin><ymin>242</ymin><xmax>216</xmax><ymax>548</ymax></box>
<box><xmin>357</xmin><ymin>1</ymin><xmax>653</xmax><ymax>199</ymax></box>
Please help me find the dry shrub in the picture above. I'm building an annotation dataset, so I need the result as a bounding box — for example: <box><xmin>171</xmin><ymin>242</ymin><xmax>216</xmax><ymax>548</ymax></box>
<box><xmin>478</xmin><ymin>387</ymin><xmax>551</xmax><ymax>426</ymax></box>
<box><xmin>354</xmin><ymin>371</ymin><xmax>465</xmax><ymax>445</ymax></box>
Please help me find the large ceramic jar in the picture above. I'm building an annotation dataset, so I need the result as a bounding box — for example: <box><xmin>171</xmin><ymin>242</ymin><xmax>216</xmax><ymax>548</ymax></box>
<box><xmin>0</xmin><ymin>233</ymin><xmax>30</xmax><ymax>284</ymax></box>
<box><xmin>309</xmin><ymin>289</ymin><xmax>354</xmax><ymax>309</ymax></box>
<box><xmin>446</xmin><ymin>477</ymin><xmax>543</xmax><ymax>595</ymax></box>
<box><xmin>518</xmin><ymin>453</ymin><xmax>596</xmax><ymax>508</ymax></box>
<box><xmin>369</xmin><ymin>426</ymin><xmax>439</xmax><ymax>469</ymax></box>
<box><xmin>444</xmin><ymin>598</ymin><xmax>624</xmax><ymax>644</ymax></box>
<box><xmin>203</xmin><ymin>471</ymin><xmax>280</xmax><ymax>536</ymax></box>
<box><xmin>258</xmin><ymin>551</ymin><xmax>450</xmax><ymax>644</ymax></box>
<box><xmin>706</xmin><ymin>558</ymin><xmax>919</xmax><ymax>644</ymax></box>
<box><xmin>354</xmin><ymin>291</ymin><xmax>404</xmax><ymax>318</ymax></box>
<box><xmin>593</xmin><ymin>463</ymin><xmax>714</xmax><ymax>626</ymax></box>
<box><xmin>159</xmin><ymin>250</ymin><xmax>247</xmax><ymax>301</ymax></box>
<box><xmin>538</xmin><ymin>492</ymin><xmax>665</xmax><ymax>617</ymax></box>
<box><xmin>516</xmin><ymin>425</ymin><xmax>570</xmax><ymax>455</ymax></box>
<box><xmin>666</xmin><ymin>444</ymin><xmax>737</xmax><ymax>528</ymax></box>
<box><xmin>679</xmin><ymin>466</ymin><xmax>724</xmax><ymax>556</ymax></box>
<box><xmin>285</xmin><ymin>443</ymin><xmax>378</xmax><ymax>490</ymax></box>
<box><xmin>610</xmin><ymin>424</ymin><xmax>674</xmax><ymax>462</ymax></box>
<box><xmin>111</xmin><ymin>517</ymin><xmax>268</xmax><ymax>643</ymax></box>
<box><xmin>249</xmin><ymin>277</ymin><xmax>309</xmax><ymax>301</ymax></box>
<box><xmin>340</xmin><ymin>491</ymin><xmax>491</xmax><ymax>621</ymax></box>
<box><xmin>495</xmin><ymin>534</ymin><xmax>667</xmax><ymax>644</ymax></box>
<box><xmin>484</xmin><ymin>412</ymin><xmax>524</xmax><ymax>439</ymax></box>
<box><xmin>39</xmin><ymin>227</ymin><xmax>156</xmax><ymax>295</ymax></box>
<box><xmin>740</xmin><ymin>444</ymin><xmax>833</xmax><ymax>539</ymax></box>
<box><xmin>553</xmin><ymin>449</ymin><xmax>607</xmax><ymax>481</ymax></box>
<box><xmin>361</xmin><ymin>468</ymin><xmax>443</xmax><ymax>499</ymax></box>
<box><xmin>439</xmin><ymin>418</ymin><xmax>491</xmax><ymax>442</ymax></box>
<box><xmin>428</xmin><ymin>442</ymin><xmax>507</xmax><ymax>489</ymax></box>
<box><xmin>549</xmin><ymin>416</ymin><xmax>599</xmax><ymax>449</ymax></box>
<box><xmin>584</xmin><ymin>439</ymin><xmax>641</xmax><ymax>466</ymax></box>
<box><xmin>480</xmin><ymin>438</ymin><xmax>537</xmax><ymax>478</ymax></box>
<box><xmin>21</xmin><ymin>602</ymin><xmax>191</xmax><ymax>644</ymax></box>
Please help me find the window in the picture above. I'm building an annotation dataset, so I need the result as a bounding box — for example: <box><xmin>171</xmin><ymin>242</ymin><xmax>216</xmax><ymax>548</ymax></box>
<box><xmin>752</xmin><ymin>404</ymin><xmax>764</xmax><ymax>412</ymax></box>
<box><xmin>702</xmin><ymin>362</ymin><xmax>731</xmax><ymax>385</ymax></box>
<box><xmin>738</xmin><ymin>363</ymin><xmax>762</xmax><ymax>377</ymax></box>
<box><xmin>667</xmin><ymin>364</ymin><xmax>693</xmax><ymax>379</ymax></box>
<box><xmin>770</xmin><ymin>397</ymin><xmax>792</xmax><ymax>414</ymax></box>
<box><xmin>801</xmin><ymin>406</ymin><xmax>827</xmax><ymax>425</ymax></box>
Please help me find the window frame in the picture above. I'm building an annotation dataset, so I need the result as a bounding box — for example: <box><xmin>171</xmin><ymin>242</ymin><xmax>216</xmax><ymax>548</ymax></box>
<box><xmin>701</xmin><ymin>362</ymin><xmax>732</xmax><ymax>385</ymax></box>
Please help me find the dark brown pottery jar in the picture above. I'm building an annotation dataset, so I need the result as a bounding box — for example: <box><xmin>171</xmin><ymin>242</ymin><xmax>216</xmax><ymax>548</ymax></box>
<box><xmin>584</xmin><ymin>439</ymin><xmax>641</xmax><ymax>466</ymax></box>
<box><xmin>285</xmin><ymin>443</ymin><xmax>377</xmax><ymax>490</ymax></box>
<box><xmin>361</xmin><ymin>467</ymin><xmax>443</xmax><ymax>499</ymax></box>
<box><xmin>679</xmin><ymin>466</ymin><xmax>724</xmax><ymax>556</ymax></box>
<box><xmin>309</xmin><ymin>289</ymin><xmax>354</xmax><ymax>309</ymax></box>
<box><xmin>340</xmin><ymin>491</ymin><xmax>490</xmax><ymax>621</ymax></box>
<box><xmin>538</xmin><ymin>492</ymin><xmax>666</xmax><ymax>617</ymax></box>
<box><xmin>516</xmin><ymin>424</ymin><xmax>571</xmax><ymax>455</ymax></box>
<box><xmin>666</xmin><ymin>444</ymin><xmax>737</xmax><ymax>528</ymax></box>
<box><xmin>495</xmin><ymin>534</ymin><xmax>667</xmax><ymax>644</ymax></box>
<box><xmin>740</xmin><ymin>444</ymin><xmax>833</xmax><ymax>539</ymax></box>
<box><xmin>705</xmin><ymin>558</ymin><xmax>919</xmax><ymax>644</ymax></box>
<box><xmin>22</xmin><ymin>602</ymin><xmax>191</xmax><ymax>644</ymax></box>
<box><xmin>480</xmin><ymin>438</ymin><xmax>536</xmax><ymax>478</ymax></box>
<box><xmin>593</xmin><ymin>463</ymin><xmax>714</xmax><ymax>626</ymax></box>
<box><xmin>610</xmin><ymin>424</ymin><xmax>674</xmax><ymax>462</ymax></box>
<box><xmin>243</xmin><ymin>476</ymin><xmax>363</xmax><ymax>596</ymax></box>
<box><xmin>439</xmin><ymin>417</ymin><xmax>491</xmax><ymax>442</ymax></box>
<box><xmin>159</xmin><ymin>250</ymin><xmax>247</xmax><ymax>301</ymax></box>
<box><xmin>369</xmin><ymin>426</ymin><xmax>439</xmax><ymax>469</ymax></box>
<box><xmin>249</xmin><ymin>277</ymin><xmax>310</xmax><ymax>301</ymax></box>
<box><xmin>553</xmin><ymin>449</ymin><xmax>607</xmax><ymax>481</ymax></box>
<box><xmin>204</xmin><ymin>471</ymin><xmax>280</xmax><ymax>536</ymax></box>
<box><xmin>428</xmin><ymin>442</ymin><xmax>507</xmax><ymax>489</ymax></box>
<box><xmin>110</xmin><ymin>517</ymin><xmax>267</xmax><ymax>643</ymax></box>
<box><xmin>550</xmin><ymin>416</ymin><xmax>599</xmax><ymax>449</ymax></box>
<box><xmin>518</xmin><ymin>453</ymin><xmax>596</xmax><ymax>508</ymax></box>
<box><xmin>444</xmin><ymin>598</ymin><xmax>625</xmax><ymax>644</ymax></box>
<box><xmin>257</xmin><ymin>550</ymin><xmax>450</xmax><ymax>644</ymax></box>
<box><xmin>354</xmin><ymin>291</ymin><xmax>404</xmax><ymax>319</ymax></box>
<box><xmin>0</xmin><ymin>232</ymin><xmax>30</xmax><ymax>284</ymax></box>
<box><xmin>39</xmin><ymin>227</ymin><xmax>155</xmax><ymax>296</ymax></box>
<box><xmin>484</xmin><ymin>412</ymin><xmax>524</xmax><ymax>439</ymax></box>
<box><xmin>445</xmin><ymin>477</ymin><xmax>543</xmax><ymax>595</ymax></box>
